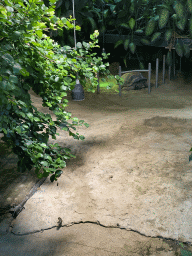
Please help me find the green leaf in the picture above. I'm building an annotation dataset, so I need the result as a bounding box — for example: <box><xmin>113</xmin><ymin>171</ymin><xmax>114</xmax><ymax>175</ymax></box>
<box><xmin>2</xmin><ymin>53</ymin><xmax>14</xmax><ymax>64</ymax></box>
<box><xmin>34</xmin><ymin>117</ymin><xmax>40</xmax><ymax>122</ymax></box>
<box><xmin>135</xmin><ymin>29</ymin><xmax>143</xmax><ymax>34</ymax></box>
<box><xmin>44</xmin><ymin>155</ymin><xmax>52</xmax><ymax>162</ymax></box>
<box><xmin>175</xmin><ymin>43</ymin><xmax>183</xmax><ymax>58</ymax></box>
<box><xmin>26</xmin><ymin>113</ymin><xmax>33</xmax><ymax>121</ymax></box>
<box><xmin>40</xmin><ymin>143</ymin><xmax>48</xmax><ymax>148</ymax></box>
<box><xmin>76</xmin><ymin>42</ymin><xmax>82</xmax><ymax>48</ymax></box>
<box><xmin>128</xmin><ymin>18</ymin><xmax>135</xmax><ymax>30</ymax></box>
<box><xmin>124</xmin><ymin>39</ymin><xmax>130</xmax><ymax>51</ymax></box>
<box><xmin>13</xmin><ymin>31</ymin><xmax>21</xmax><ymax>39</ymax></box>
<box><xmin>50</xmin><ymin>174</ymin><xmax>55</xmax><ymax>182</ymax></box>
<box><xmin>9</xmin><ymin>75</ymin><xmax>18</xmax><ymax>84</ymax></box>
<box><xmin>2</xmin><ymin>128</ymin><xmax>7</xmax><ymax>134</ymax></box>
<box><xmin>154</xmin><ymin>15</ymin><xmax>159</xmax><ymax>21</ymax></box>
<box><xmin>84</xmin><ymin>122</ymin><xmax>89</xmax><ymax>128</ymax></box>
<box><xmin>114</xmin><ymin>40</ymin><xmax>123</xmax><ymax>48</ymax></box>
<box><xmin>19</xmin><ymin>68</ymin><xmax>30</xmax><ymax>77</ymax></box>
<box><xmin>55</xmin><ymin>169</ymin><xmax>63</xmax><ymax>177</ymax></box>
<box><xmin>109</xmin><ymin>4</ymin><xmax>116</xmax><ymax>12</ymax></box>
<box><xmin>145</xmin><ymin>18</ymin><xmax>156</xmax><ymax>36</ymax></box>
<box><xmin>120</xmin><ymin>23</ymin><xmax>129</xmax><ymax>29</ymax></box>
<box><xmin>37</xmin><ymin>153</ymin><xmax>44</xmax><ymax>159</ymax></box>
<box><xmin>139</xmin><ymin>62</ymin><xmax>145</xmax><ymax>69</ymax></box>
<box><xmin>151</xmin><ymin>32</ymin><xmax>161</xmax><ymax>43</ymax></box>
<box><xmin>173</xmin><ymin>1</ymin><xmax>184</xmax><ymax>19</ymax></box>
<box><xmin>55</xmin><ymin>76</ymin><xmax>59</xmax><ymax>82</ymax></box>
<box><xmin>129</xmin><ymin>42</ymin><xmax>136</xmax><ymax>54</ymax></box>
<box><xmin>40</xmin><ymin>161</ymin><xmax>49</xmax><ymax>166</ymax></box>
<box><xmin>159</xmin><ymin>8</ymin><xmax>169</xmax><ymax>29</ymax></box>
<box><xmin>176</xmin><ymin>16</ymin><xmax>187</xmax><ymax>31</ymax></box>
<box><xmin>36</xmin><ymin>30</ymin><xmax>43</xmax><ymax>38</ymax></box>
<box><xmin>13</xmin><ymin>63</ymin><xmax>22</xmax><ymax>74</ymax></box>
<box><xmin>141</xmin><ymin>39</ymin><xmax>150</xmax><ymax>45</ymax></box>
<box><xmin>188</xmin><ymin>0</ymin><xmax>192</xmax><ymax>13</ymax></box>
<box><xmin>79</xmin><ymin>135</ymin><xmax>85</xmax><ymax>140</ymax></box>
<box><xmin>165</xmin><ymin>30</ymin><xmax>172</xmax><ymax>41</ymax></box>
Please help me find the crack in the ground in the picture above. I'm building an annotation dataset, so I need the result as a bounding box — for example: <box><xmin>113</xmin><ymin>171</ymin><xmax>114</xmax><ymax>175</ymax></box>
<box><xmin>3</xmin><ymin>174</ymin><xmax>192</xmax><ymax>248</ymax></box>
<box><xmin>7</xmin><ymin>221</ymin><xmax>162</xmax><ymax>255</ymax></box>
<box><xmin>8</xmin><ymin>219</ymin><xmax>192</xmax><ymax>248</ymax></box>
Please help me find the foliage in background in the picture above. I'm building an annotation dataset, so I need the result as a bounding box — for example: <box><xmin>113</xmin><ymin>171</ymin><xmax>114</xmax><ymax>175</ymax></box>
<box><xmin>47</xmin><ymin>0</ymin><xmax>192</xmax><ymax>70</ymax></box>
<box><xmin>106</xmin><ymin>0</ymin><xmax>192</xmax><ymax>67</ymax></box>
<box><xmin>0</xmin><ymin>0</ymin><xmax>124</xmax><ymax>182</ymax></box>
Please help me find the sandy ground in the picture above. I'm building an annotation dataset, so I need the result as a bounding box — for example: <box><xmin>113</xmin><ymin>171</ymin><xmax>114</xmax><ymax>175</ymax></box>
<box><xmin>0</xmin><ymin>69</ymin><xmax>192</xmax><ymax>255</ymax></box>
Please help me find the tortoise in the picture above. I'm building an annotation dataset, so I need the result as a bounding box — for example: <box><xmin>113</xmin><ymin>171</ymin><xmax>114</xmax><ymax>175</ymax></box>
<box><xmin>121</xmin><ymin>72</ymin><xmax>148</xmax><ymax>90</ymax></box>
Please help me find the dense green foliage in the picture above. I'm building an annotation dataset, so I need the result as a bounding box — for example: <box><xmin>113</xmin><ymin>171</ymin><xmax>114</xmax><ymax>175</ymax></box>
<box><xmin>0</xmin><ymin>0</ymin><xmax>123</xmax><ymax>181</ymax></box>
<box><xmin>51</xmin><ymin>0</ymin><xmax>192</xmax><ymax>68</ymax></box>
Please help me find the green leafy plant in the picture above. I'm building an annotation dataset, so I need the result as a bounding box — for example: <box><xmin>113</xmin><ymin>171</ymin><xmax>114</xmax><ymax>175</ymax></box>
<box><xmin>0</xmin><ymin>0</ymin><xmax>124</xmax><ymax>182</ymax></box>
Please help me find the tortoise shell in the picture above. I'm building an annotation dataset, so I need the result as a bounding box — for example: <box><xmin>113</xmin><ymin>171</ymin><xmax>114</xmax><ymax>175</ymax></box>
<box><xmin>121</xmin><ymin>72</ymin><xmax>148</xmax><ymax>90</ymax></box>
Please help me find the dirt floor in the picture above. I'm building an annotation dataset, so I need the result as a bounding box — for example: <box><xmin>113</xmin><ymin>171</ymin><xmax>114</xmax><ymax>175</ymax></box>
<box><xmin>1</xmin><ymin>69</ymin><xmax>192</xmax><ymax>255</ymax></box>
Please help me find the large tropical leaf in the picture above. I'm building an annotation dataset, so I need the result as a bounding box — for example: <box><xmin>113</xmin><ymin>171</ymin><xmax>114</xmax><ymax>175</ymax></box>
<box><xmin>129</xmin><ymin>42</ymin><xmax>136</xmax><ymax>54</ymax></box>
<box><xmin>165</xmin><ymin>29</ymin><xmax>172</xmax><ymax>41</ymax></box>
<box><xmin>145</xmin><ymin>18</ymin><xmax>156</xmax><ymax>36</ymax></box>
<box><xmin>86</xmin><ymin>16</ymin><xmax>97</xmax><ymax>32</ymax></box>
<box><xmin>187</xmin><ymin>0</ymin><xmax>192</xmax><ymax>13</ymax></box>
<box><xmin>151</xmin><ymin>32</ymin><xmax>161</xmax><ymax>43</ymax></box>
<box><xmin>173</xmin><ymin>1</ymin><xmax>184</xmax><ymax>19</ymax></box>
<box><xmin>141</xmin><ymin>39</ymin><xmax>150</xmax><ymax>45</ymax></box>
<box><xmin>91</xmin><ymin>9</ymin><xmax>101</xmax><ymax>20</ymax></box>
<box><xmin>124</xmin><ymin>38</ymin><xmax>130</xmax><ymax>50</ymax></box>
<box><xmin>175</xmin><ymin>43</ymin><xmax>183</xmax><ymax>58</ymax></box>
<box><xmin>159</xmin><ymin>8</ymin><xmax>169</xmax><ymax>29</ymax></box>
<box><xmin>129</xmin><ymin>18</ymin><xmax>135</xmax><ymax>30</ymax></box>
<box><xmin>176</xmin><ymin>16</ymin><xmax>187</xmax><ymax>31</ymax></box>
<box><xmin>156</xmin><ymin>3</ymin><xmax>172</xmax><ymax>11</ymax></box>
<box><xmin>114</xmin><ymin>39</ymin><xmax>124</xmax><ymax>49</ymax></box>
<box><xmin>109</xmin><ymin>4</ymin><xmax>116</xmax><ymax>12</ymax></box>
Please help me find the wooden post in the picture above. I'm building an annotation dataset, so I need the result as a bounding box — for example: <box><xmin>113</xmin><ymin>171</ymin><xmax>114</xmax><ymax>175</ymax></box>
<box><xmin>163</xmin><ymin>55</ymin><xmax>165</xmax><ymax>84</ymax></box>
<box><xmin>148</xmin><ymin>63</ymin><xmax>151</xmax><ymax>94</ymax></box>
<box><xmin>169</xmin><ymin>66</ymin><xmax>171</xmax><ymax>81</ymax></box>
<box><xmin>97</xmin><ymin>72</ymin><xmax>100</xmax><ymax>94</ymax></box>
<box><xmin>173</xmin><ymin>49</ymin><xmax>176</xmax><ymax>78</ymax></box>
<box><xmin>119</xmin><ymin>65</ymin><xmax>122</xmax><ymax>97</ymax></box>
<box><xmin>179</xmin><ymin>56</ymin><xmax>181</xmax><ymax>72</ymax></box>
<box><xmin>155</xmin><ymin>58</ymin><xmax>159</xmax><ymax>88</ymax></box>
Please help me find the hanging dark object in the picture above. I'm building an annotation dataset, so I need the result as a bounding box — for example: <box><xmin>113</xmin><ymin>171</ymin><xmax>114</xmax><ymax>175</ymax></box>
<box><xmin>102</xmin><ymin>47</ymin><xmax>106</xmax><ymax>54</ymax></box>
<box><xmin>71</xmin><ymin>78</ymin><xmax>85</xmax><ymax>101</ymax></box>
<box><xmin>71</xmin><ymin>0</ymin><xmax>85</xmax><ymax>101</ymax></box>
